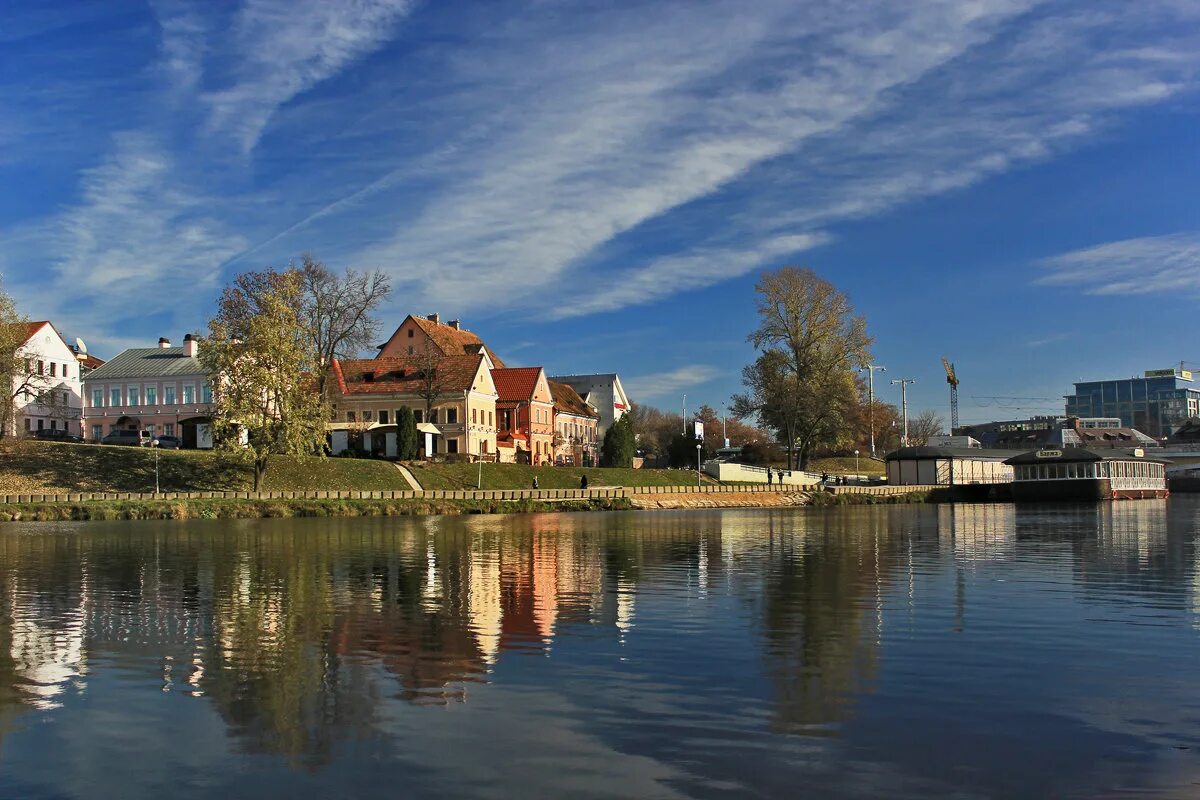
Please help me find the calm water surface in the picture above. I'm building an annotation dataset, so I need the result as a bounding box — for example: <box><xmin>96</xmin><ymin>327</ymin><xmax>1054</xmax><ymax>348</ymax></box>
<box><xmin>1</xmin><ymin>501</ymin><xmax>1200</xmax><ymax>799</ymax></box>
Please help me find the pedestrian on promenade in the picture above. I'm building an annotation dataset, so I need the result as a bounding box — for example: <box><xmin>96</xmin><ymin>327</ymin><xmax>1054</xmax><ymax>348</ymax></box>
<box><xmin>767</xmin><ymin>470</ymin><xmax>773</xmax><ymax>487</ymax></box>
<box><xmin>580</xmin><ymin>474</ymin><xmax>588</xmax><ymax>490</ymax></box>
<box><xmin>777</xmin><ymin>470</ymin><xmax>784</xmax><ymax>485</ymax></box>
<box><xmin>533</xmin><ymin>476</ymin><xmax>539</xmax><ymax>490</ymax></box>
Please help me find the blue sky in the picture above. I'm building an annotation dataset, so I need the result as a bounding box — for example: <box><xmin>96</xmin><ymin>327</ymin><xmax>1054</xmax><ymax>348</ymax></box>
<box><xmin>1</xmin><ymin>0</ymin><xmax>1198</xmax><ymax>424</ymax></box>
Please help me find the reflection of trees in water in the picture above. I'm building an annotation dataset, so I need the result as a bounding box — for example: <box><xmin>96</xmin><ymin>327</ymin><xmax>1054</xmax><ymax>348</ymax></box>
<box><xmin>757</xmin><ymin>509</ymin><xmax>899</xmax><ymax>734</ymax></box>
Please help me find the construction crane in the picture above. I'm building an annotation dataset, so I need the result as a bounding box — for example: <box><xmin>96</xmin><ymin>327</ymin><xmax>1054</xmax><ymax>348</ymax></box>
<box><xmin>942</xmin><ymin>357</ymin><xmax>960</xmax><ymax>431</ymax></box>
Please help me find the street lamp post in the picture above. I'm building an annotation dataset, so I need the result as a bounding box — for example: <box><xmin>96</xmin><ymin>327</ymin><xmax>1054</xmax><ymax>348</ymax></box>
<box><xmin>854</xmin><ymin>449</ymin><xmax>860</xmax><ymax>478</ymax></box>
<box><xmin>860</xmin><ymin>365</ymin><xmax>887</xmax><ymax>456</ymax></box>
<box><xmin>696</xmin><ymin>443</ymin><xmax>702</xmax><ymax>489</ymax></box>
<box><xmin>151</xmin><ymin>438</ymin><xmax>160</xmax><ymax>495</ymax></box>
<box><xmin>891</xmin><ymin>378</ymin><xmax>916</xmax><ymax>447</ymax></box>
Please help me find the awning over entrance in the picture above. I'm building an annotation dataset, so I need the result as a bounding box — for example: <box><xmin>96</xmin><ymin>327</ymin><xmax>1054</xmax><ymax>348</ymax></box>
<box><xmin>416</xmin><ymin>422</ymin><xmax>442</xmax><ymax>436</ymax></box>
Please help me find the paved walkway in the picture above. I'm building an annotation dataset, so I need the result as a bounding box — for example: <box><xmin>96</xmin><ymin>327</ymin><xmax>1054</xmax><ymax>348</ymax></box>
<box><xmin>392</xmin><ymin>463</ymin><xmax>423</xmax><ymax>491</ymax></box>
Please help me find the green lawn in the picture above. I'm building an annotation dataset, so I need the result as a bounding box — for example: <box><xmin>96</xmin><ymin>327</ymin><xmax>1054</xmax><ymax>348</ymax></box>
<box><xmin>0</xmin><ymin>441</ymin><xmax>409</xmax><ymax>494</ymax></box>
<box><xmin>803</xmin><ymin>456</ymin><xmax>885</xmax><ymax>476</ymax></box>
<box><xmin>406</xmin><ymin>461</ymin><xmax>713</xmax><ymax>490</ymax></box>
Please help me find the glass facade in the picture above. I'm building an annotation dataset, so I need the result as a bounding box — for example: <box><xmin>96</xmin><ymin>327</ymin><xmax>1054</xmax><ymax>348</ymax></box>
<box><xmin>1065</xmin><ymin>373</ymin><xmax>1200</xmax><ymax>438</ymax></box>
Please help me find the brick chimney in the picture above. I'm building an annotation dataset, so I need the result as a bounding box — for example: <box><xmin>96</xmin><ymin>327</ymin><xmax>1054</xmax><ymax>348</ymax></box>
<box><xmin>427</xmin><ymin>312</ymin><xmax>441</xmax><ymax>324</ymax></box>
<box><xmin>183</xmin><ymin>333</ymin><xmax>198</xmax><ymax>358</ymax></box>
<box><xmin>158</xmin><ymin>337</ymin><xmax>171</xmax><ymax>349</ymax></box>
<box><xmin>448</xmin><ymin>319</ymin><xmax>461</xmax><ymax>330</ymax></box>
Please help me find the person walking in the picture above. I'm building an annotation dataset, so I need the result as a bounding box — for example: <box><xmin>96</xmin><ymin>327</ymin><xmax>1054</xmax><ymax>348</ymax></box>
<box><xmin>532</xmin><ymin>476</ymin><xmax>539</xmax><ymax>490</ymax></box>
<box><xmin>767</xmin><ymin>470</ymin><xmax>773</xmax><ymax>487</ymax></box>
<box><xmin>580</xmin><ymin>474</ymin><xmax>588</xmax><ymax>490</ymax></box>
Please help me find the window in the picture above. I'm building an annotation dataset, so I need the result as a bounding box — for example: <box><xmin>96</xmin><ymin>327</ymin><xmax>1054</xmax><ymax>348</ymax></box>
<box><xmin>447</xmin><ymin>438</ymin><xmax>458</xmax><ymax>454</ymax></box>
<box><xmin>128</xmin><ymin>385</ymin><xmax>140</xmax><ymax>406</ymax></box>
<box><xmin>37</xmin><ymin>419</ymin><xmax>44</xmax><ymax>431</ymax></box>
<box><xmin>110</xmin><ymin>387</ymin><xmax>122</xmax><ymax>406</ymax></box>
<box><xmin>408</xmin><ymin>346</ymin><xmax>414</xmax><ymax>355</ymax></box>
<box><xmin>37</xmin><ymin>360</ymin><xmax>44</xmax><ymax>375</ymax></box>
<box><xmin>50</xmin><ymin>420</ymin><xmax>57</xmax><ymax>430</ymax></box>
<box><xmin>364</xmin><ymin>410</ymin><xmax>375</xmax><ymax>421</ymax></box>
<box><xmin>447</xmin><ymin>408</ymin><xmax>458</xmax><ymax>423</ymax></box>
<box><xmin>91</xmin><ymin>425</ymin><xmax>102</xmax><ymax>440</ymax></box>
<box><xmin>164</xmin><ymin>423</ymin><xmax>175</xmax><ymax>437</ymax></box>
<box><xmin>165</xmin><ymin>385</ymin><xmax>177</xmax><ymax>404</ymax></box>
<box><xmin>379</xmin><ymin>410</ymin><xmax>389</xmax><ymax>424</ymax></box>
<box><xmin>146</xmin><ymin>386</ymin><xmax>157</xmax><ymax>406</ymax></box>
<box><xmin>63</xmin><ymin>364</ymin><xmax>69</xmax><ymax>378</ymax></box>
<box><xmin>414</xmin><ymin>409</ymin><xmax>423</xmax><ymax>423</ymax></box>
<box><xmin>408</xmin><ymin>329</ymin><xmax>414</xmax><ymax>338</ymax></box>
<box><xmin>145</xmin><ymin>424</ymin><xmax>156</xmax><ymax>437</ymax></box>
<box><xmin>472</xmin><ymin>408</ymin><xmax>477</xmax><ymax>424</ymax></box>
<box><xmin>347</xmin><ymin>411</ymin><xmax>357</xmax><ymax>422</ymax></box>
<box><xmin>91</xmin><ymin>388</ymin><xmax>103</xmax><ymax>408</ymax></box>
<box><xmin>182</xmin><ymin>384</ymin><xmax>195</xmax><ymax>404</ymax></box>
<box><xmin>488</xmin><ymin>411</ymin><xmax>493</xmax><ymax>427</ymax></box>
<box><xmin>429</xmin><ymin>409</ymin><xmax>438</xmax><ymax>424</ymax></box>
<box><xmin>24</xmin><ymin>419</ymin><xmax>31</xmax><ymax>431</ymax></box>
<box><xmin>50</xmin><ymin>362</ymin><xmax>56</xmax><ymax>377</ymax></box>
<box><xmin>202</xmin><ymin>382</ymin><xmax>213</xmax><ymax>403</ymax></box>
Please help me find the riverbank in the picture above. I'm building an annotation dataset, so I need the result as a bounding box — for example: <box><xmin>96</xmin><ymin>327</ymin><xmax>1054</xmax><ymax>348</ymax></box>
<box><xmin>0</xmin><ymin>483</ymin><xmax>953</xmax><ymax>522</ymax></box>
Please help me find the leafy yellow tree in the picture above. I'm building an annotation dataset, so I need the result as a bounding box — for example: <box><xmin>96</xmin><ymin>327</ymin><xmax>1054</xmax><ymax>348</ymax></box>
<box><xmin>203</xmin><ymin>270</ymin><xmax>329</xmax><ymax>490</ymax></box>
<box><xmin>737</xmin><ymin>267</ymin><xmax>873</xmax><ymax>469</ymax></box>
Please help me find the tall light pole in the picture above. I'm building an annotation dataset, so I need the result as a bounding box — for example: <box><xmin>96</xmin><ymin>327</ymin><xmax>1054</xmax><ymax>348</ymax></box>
<box><xmin>696</xmin><ymin>443</ymin><xmax>702</xmax><ymax>488</ymax></box>
<box><xmin>891</xmin><ymin>378</ymin><xmax>915</xmax><ymax>447</ymax></box>
<box><xmin>151</xmin><ymin>438</ymin><xmax>160</xmax><ymax>495</ymax></box>
<box><xmin>682</xmin><ymin>394</ymin><xmax>687</xmax><ymax>435</ymax></box>
<box><xmin>860</xmin><ymin>365</ymin><xmax>886</xmax><ymax>456</ymax></box>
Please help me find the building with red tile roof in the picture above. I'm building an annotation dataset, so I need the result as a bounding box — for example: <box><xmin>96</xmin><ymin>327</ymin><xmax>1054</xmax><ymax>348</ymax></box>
<box><xmin>549</xmin><ymin>380</ymin><xmax>600</xmax><ymax>465</ymax></box>
<box><xmin>4</xmin><ymin>320</ymin><xmax>84</xmax><ymax>437</ymax></box>
<box><xmin>493</xmin><ymin>367</ymin><xmax>555</xmax><ymax>465</ymax></box>
<box><xmin>376</xmin><ymin>313</ymin><xmax>506</xmax><ymax>368</ymax></box>
<box><xmin>325</xmin><ymin>352</ymin><xmax>498</xmax><ymax>458</ymax></box>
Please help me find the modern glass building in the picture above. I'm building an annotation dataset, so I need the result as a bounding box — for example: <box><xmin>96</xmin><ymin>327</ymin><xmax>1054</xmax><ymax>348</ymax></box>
<box><xmin>1065</xmin><ymin>368</ymin><xmax>1200</xmax><ymax>438</ymax></box>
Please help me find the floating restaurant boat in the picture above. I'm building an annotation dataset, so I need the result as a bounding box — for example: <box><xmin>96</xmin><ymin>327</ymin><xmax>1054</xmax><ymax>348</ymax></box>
<box><xmin>1003</xmin><ymin>447</ymin><xmax>1168</xmax><ymax>501</ymax></box>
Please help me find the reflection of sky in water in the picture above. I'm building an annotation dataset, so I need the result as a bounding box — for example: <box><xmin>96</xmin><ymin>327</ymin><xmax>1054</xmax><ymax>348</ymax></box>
<box><xmin>0</xmin><ymin>501</ymin><xmax>1198</xmax><ymax>798</ymax></box>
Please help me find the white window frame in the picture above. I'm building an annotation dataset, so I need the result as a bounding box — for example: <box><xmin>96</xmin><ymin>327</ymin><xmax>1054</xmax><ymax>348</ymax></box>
<box><xmin>110</xmin><ymin>387</ymin><xmax>122</xmax><ymax>406</ymax></box>
<box><xmin>128</xmin><ymin>385</ymin><xmax>140</xmax><ymax>407</ymax></box>
<box><xmin>182</xmin><ymin>383</ymin><xmax>195</xmax><ymax>404</ymax></box>
<box><xmin>145</xmin><ymin>386</ymin><xmax>157</xmax><ymax>406</ymax></box>
<box><xmin>164</xmin><ymin>385</ymin><xmax>177</xmax><ymax>404</ymax></box>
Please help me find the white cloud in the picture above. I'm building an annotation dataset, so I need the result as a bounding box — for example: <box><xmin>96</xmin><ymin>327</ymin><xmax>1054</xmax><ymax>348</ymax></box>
<box><xmin>200</xmin><ymin>0</ymin><xmax>414</xmax><ymax>151</ymax></box>
<box><xmin>625</xmin><ymin>365</ymin><xmax>722</xmax><ymax>403</ymax></box>
<box><xmin>1036</xmin><ymin>232</ymin><xmax>1200</xmax><ymax>296</ymax></box>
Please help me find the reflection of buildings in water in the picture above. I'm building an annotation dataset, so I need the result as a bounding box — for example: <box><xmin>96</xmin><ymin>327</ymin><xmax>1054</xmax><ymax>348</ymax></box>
<box><xmin>469</xmin><ymin>534</ymin><xmax>502</xmax><ymax>665</ymax></box>
<box><xmin>939</xmin><ymin>504</ymin><xmax>1017</xmax><ymax>564</ymax></box>
<box><xmin>615</xmin><ymin>577</ymin><xmax>636</xmax><ymax>644</ymax></box>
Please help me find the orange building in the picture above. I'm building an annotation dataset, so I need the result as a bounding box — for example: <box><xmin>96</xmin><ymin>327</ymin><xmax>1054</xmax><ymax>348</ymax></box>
<box><xmin>493</xmin><ymin>367</ymin><xmax>555</xmax><ymax>465</ymax></box>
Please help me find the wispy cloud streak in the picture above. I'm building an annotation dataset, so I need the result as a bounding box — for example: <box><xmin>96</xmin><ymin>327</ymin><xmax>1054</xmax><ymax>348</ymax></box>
<box><xmin>1037</xmin><ymin>232</ymin><xmax>1200</xmax><ymax>295</ymax></box>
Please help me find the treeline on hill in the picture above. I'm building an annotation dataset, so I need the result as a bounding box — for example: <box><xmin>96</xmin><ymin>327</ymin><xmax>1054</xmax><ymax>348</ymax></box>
<box><xmin>622</xmin><ymin>267</ymin><xmax>945</xmax><ymax>471</ymax></box>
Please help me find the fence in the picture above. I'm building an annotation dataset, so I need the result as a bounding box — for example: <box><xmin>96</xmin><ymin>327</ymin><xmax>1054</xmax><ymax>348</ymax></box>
<box><xmin>0</xmin><ymin>483</ymin><xmax>822</xmax><ymax>505</ymax></box>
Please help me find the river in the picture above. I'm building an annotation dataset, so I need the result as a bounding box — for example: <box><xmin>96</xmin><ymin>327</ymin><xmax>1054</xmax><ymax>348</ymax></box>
<box><xmin>1</xmin><ymin>501</ymin><xmax>1198</xmax><ymax>799</ymax></box>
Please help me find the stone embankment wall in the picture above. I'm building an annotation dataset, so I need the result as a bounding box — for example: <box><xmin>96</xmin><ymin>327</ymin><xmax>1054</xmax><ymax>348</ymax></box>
<box><xmin>0</xmin><ymin>483</ymin><xmax>818</xmax><ymax>506</ymax></box>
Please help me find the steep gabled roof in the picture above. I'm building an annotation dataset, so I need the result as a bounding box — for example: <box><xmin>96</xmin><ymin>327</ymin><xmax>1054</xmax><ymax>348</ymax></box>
<box><xmin>331</xmin><ymin>354</ymin><xmax>485</xmax><ymax>396</ymax></box>
<box><xmin>10</xmin><ymin>320</ymin><xmax>71</xmax><ymax>351</ymax></box>
<box><xmin>408</xmin><ymin>316</ymin><xmax>507</xmax><ymax>368</ymax></box>
<box><xmin>549</xmin><ymin>380</ymin><xmax>598</xmax><ymax>418</ymax></box>
<box><xmin>492</xmin><ymin>367</ymin><xmax>545</xmax><ymax>403</ymax></box>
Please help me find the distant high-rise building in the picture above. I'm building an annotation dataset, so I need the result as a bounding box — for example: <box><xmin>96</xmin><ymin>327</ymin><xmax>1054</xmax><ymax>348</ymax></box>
<box><xmin>1065</xmin><ymin>368</ymin><xmax>1200</xmax><ymax>438</ymax></box>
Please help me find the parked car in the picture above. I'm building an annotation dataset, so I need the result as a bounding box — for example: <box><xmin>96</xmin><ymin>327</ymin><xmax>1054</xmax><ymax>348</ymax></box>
<box><xmin>101</xmin><ymin>429</ymin><xmax>151</xmax><ymax>447</ymax></box>
<box><xmin>33</xmin><ymin>428</ymin><xmax>83</xmax><ymax>443</ymax></box>
<box><xmin>153</xmin><ymin>435</ymin><xmax>181</xmax><ymax>449</ymax></box>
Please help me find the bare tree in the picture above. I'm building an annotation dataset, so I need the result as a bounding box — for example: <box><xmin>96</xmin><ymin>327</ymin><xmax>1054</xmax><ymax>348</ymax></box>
<box><xmin>296</xmin><ymin>255</ymin><xmax>391</xmax><ymax>364</ymax></box>
<box><xmin>907</xmin><ymin>410</ymin><xmax>945</xmax><ymax>447</ymax></box>
<box><xmin>227</xmin><ymin>255</ymin><xmax>391</xmax><ymax>380</ymax></box>
<box><xmin>410</xmin><ymin>348</ymin><xmax>451</xmax><ymax>424</ymax></box>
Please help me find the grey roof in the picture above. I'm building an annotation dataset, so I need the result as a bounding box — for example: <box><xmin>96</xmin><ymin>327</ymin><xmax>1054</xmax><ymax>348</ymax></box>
<box><xmin>1004</xmin><ymin>447</ymin><xmax>1168</xmax><ymax>465</ymax></box>
<box><xmin>549</xmin><ymin>373</ymin><xmax>618</xmax><ymax>382</ymax></box>
<box><xmin>82</xmin><ymin>347</ymin><xmax>207</xmax><ymax>381</ymax></box>
<box><xmin>885</xmin><ymin>446</ymin><xmax>1026</xmax><ymax>461</ymax></box>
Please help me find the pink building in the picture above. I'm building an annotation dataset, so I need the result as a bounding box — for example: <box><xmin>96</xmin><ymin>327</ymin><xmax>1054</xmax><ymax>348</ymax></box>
<box><xmin>81</xmin><ymin>335</ymin><xmax>216</xmax><ymax>447</ymax></box>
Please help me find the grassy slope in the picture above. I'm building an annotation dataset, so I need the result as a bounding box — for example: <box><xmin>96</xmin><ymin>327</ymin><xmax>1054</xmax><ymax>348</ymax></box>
<box><xmin>0</xmin><ymin>441</ymin><xmax>409</xmax><ymax>494</ymax></box>
<box><xmin>406</xmin><ymin>461</ymin><xmax>713</xmax><ymax>490</ymax></box>
<box><xmin>804</xmin><ymin>456</ymin><xmax>886</xmax><ymax>476</ymax></box>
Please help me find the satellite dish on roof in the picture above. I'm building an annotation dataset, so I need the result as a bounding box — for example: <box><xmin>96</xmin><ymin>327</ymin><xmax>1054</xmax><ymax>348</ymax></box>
<box><xmin>75</xmin><ymin>338</ymin><xmax>87</xmax><ymax>354</ymax></box>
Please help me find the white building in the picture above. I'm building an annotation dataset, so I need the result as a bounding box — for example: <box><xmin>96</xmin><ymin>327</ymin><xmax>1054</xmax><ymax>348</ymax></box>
<box><xmin>547</xmin><ymin>373</ymin><xmax>630</xmax><ymax>437</ymax></box>
<box><xmin>5</xmin><ymin>321</ymin><xmax>84</xmax><ymax>437</ymax></box>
